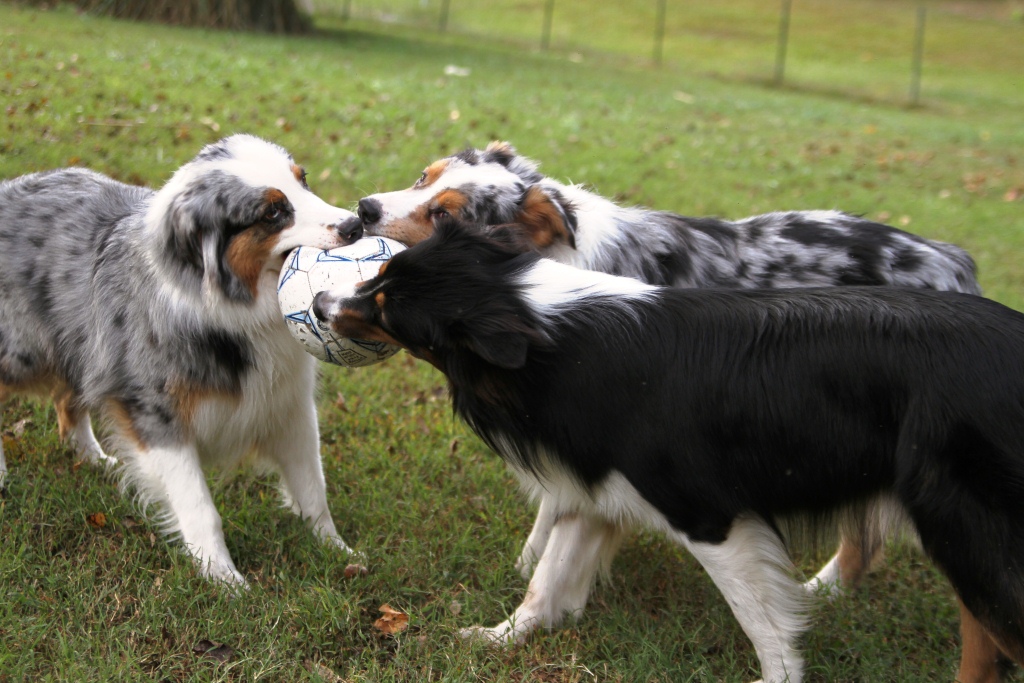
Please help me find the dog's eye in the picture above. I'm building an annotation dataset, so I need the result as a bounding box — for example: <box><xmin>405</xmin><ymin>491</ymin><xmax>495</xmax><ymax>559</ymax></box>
<box><xmin>264</xmin><ymin>204</ymin><xmax>283</xmax><ymax>221</ymax></box>
<box><xmin>430</xmin><ymin>207</ymin><xmax>449</xmax><ymax>220</ymax></box>
<box><xmin>415</xmin><ymin>171</ymin><xmax>427</xmax><ymax>187</ymax></box>
<box><xmin>298</xmin><ymin>169</ymin><xmax>309</xmax><ymax>189</ymax></box>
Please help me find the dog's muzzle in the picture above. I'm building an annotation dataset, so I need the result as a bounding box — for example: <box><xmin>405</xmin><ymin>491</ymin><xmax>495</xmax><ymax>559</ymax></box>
<box><xmin>334</xmin><ymin>215</ymin><xmax>364</xmax><ymax>244</ymax></box>
<box><xmin>357</xmin><ymin>197</ymin><xmax>383</xmax><ymax>227</ymax></box>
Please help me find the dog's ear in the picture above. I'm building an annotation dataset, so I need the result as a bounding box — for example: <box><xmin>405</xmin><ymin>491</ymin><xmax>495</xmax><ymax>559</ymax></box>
<box><xmin>466</xmin><ymin>327</ymin><xmax>531</xmax><ymax>370</ymax></box>
<box><xmin>515</xmin><ymin>185</ymin><xmax>577</xmax><ymax>250</ymax></box>
<box><xmin>483</xmin><ymin>141</ymin><xmax>517</xmax><ymax>166</ymax></box>
<box><xmin>158</xmin><ymin>172</ymin><xmax>266</xmax><ymax>303</ymax></box>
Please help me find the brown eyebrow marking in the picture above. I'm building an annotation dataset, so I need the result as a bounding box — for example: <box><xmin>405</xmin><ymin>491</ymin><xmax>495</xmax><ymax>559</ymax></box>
<box><xmin>419</xmin><ymin>160</ymin><xmax>449</xmax><ymax>188</ymax></box>
<box><xmin>291</xmin><ymin>164</ymin><xmax>308</xmax><ymax>187</ymax></box>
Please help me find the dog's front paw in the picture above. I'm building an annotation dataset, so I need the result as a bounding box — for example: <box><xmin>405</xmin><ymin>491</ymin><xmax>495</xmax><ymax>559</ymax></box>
<box><xmin>459</xmin><ymin>618</ymin><xmax>533</xmax><ymax>647</ymax></box>
<box><xmin>200</xmin><ymin>560</ymin><xmax>248</xmax><ymax>589</ymax></box>
<box><xmin>322</xmin><ymin>534</ymin><xmax>366</xmax><ymax>562</ymax></box>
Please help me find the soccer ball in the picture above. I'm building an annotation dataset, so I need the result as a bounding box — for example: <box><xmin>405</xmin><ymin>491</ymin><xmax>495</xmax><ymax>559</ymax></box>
<box><xmin>277</xmin><ymin>236</ymin><xmax>406</xmax><ymax>367</ymax></box>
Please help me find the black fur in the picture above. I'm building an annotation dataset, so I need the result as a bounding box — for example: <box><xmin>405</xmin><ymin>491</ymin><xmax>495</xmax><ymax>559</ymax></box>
<box><xmin>327</xmin><ymin>220</ymin><xmax>1024</xmax><ymax>667</ymax></box>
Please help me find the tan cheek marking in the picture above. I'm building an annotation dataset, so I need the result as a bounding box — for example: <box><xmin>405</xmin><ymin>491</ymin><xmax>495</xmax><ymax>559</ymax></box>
<box><xmin>376</xmin><ymin>208</ymin><xmax>436</xmax><ymax>245</ymax></box>
<box><xmin>375</xmin><ymin>291</ymin><xmax>386</xmax><ymax>309</ymax></box>
<box><xmin>226</xmin><ymin>228</ymin><xmax>281</xmax><ymax>297</ymax></box>
<box><xmin>516</xmin><ymin>185</ymin><xmax>571</xmax><ymax>248</ymax></box>
<box><xmin>419</xmin><ymin>160</ymin><xmax>449</xmax><ymax>188</ymax></box>
<box><xmin>435</xmin><ymin>188</ymin><xmax>468</xmax><ymax>215</ymax></box>
<box><xmin>332</xmin><ymin>308</ymin><xmax>400</xmax><ymax>347</ymax></box>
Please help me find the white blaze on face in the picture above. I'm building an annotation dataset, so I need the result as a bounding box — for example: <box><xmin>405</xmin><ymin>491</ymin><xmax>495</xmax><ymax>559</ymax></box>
<box><xmin>364</xmin><ymin>159</ymin><xmax>523</xmax><ymax>224</ymax></box>
<box><xmin>213</xmin><ymin>135</ymin><xmax>356</xmax><ymax>254</ymax></box>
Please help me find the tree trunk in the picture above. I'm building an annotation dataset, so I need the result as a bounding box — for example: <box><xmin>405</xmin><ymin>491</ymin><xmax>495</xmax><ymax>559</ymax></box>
<box><xmin>57</xmin><ymin>0</ymin><xmax>312</xmax><ymax>34</ymax></box>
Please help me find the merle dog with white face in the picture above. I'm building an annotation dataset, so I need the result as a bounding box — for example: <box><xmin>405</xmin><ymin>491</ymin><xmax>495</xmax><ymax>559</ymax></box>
<box><xmin>0</xmin><ymin>134</ymin><xmax>364</xmax><ymax>584</ymax></box>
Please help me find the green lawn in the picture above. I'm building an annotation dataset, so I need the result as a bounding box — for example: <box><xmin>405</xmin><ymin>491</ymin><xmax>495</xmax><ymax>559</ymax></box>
<box><xmin>1</xmin><ymin>3</ymin><xmax>1022</xmax><ymax>681</ymax></box>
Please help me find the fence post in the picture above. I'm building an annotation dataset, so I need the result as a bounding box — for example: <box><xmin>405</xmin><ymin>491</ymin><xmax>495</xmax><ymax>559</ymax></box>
<box><xmin>910</xmin><ymin>5</ymin><xmax>926</xmax><ymax>106</ymax></box>
<box><xmin>774</xmin><ymin>0</ymin><xmax>792</xmax><ymax>86</ymax></box>
<box><xmin>541</xmin><ymin>0</ymin><xmax>555</xmax><ymax>50</ymax></box>
<box><xmin>653</xmin><ymin>0</ymin><xmax>667</xmax><ymax>66</ymax></box>
<box><xmin>439</xmin><ymin>0</ymin><xmax>451</xmax><ymax>32</ymax></box>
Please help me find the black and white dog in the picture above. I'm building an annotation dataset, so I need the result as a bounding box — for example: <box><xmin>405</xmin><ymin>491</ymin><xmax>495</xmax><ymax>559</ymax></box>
<box><xmin>355</xmin><ymin>141</ymin><xmax>982</xmax><ymax>595</ymax></box>
<box><xmin>0</xmin><ymin>134</ymin><xmax>364</xmax><ymax>585</ymax></box>
<box><xmin>314</xmin><ymin>220</ymin><xmax>1024</xmax><ymax>683</ymax></box>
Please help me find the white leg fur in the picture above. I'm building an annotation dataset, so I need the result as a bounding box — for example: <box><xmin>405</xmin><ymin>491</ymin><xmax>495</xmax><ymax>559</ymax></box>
<box><xmin>515</xmin><ymin>496</ymin><xmax>558</xmax><ymax>579</ymax></box>
<box><xmin>263</xmin><ymin>401</ymin><xmax>355</xmax><ymax>556</ymax></box>
<box><xmin>69</xmin><ymin>415</ymin><xmax>116</xmax><ymax>467</ymax></box>
<box><xmin>803</xmin><ymin>551</ymin><xmax>844</xmax><ymax>598</ymax></box>
<box><xmin>134</xmin><ymin>444</ymin><xmax>244</xmax><ymax>585</ymax></box>
<box><xmin>679</xmin><ymin>517</ymin><xmax>809</xmax><ymax>683</ymax></box>
<box><xmin>463</xmin><ymin>512</ymin><xmax>623</xmax><ymax>645</ymax></box>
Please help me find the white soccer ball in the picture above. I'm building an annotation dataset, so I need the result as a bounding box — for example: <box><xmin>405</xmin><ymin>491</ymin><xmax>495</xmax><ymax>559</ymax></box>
<box><xmin>277</xmin><ymin>236</ymin><xmax>406</xmax><ymax>367</ymax></box>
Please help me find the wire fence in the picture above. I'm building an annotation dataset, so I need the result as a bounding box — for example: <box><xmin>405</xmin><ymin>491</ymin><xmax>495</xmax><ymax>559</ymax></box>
<box><xmin>308</xmin><ymin>0</ymin><xmax>1023</xmax><ymax>109</ymax></box>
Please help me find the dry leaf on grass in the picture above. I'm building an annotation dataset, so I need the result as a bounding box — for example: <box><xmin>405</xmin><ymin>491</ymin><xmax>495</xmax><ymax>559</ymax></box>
<box><xmin>344</xmin><ymin>563</ymin><xmax>368</xmax><ymax>579</ymax></box>
<box><xmin>373</xmin><ymin>604</ymin><xmax>409</xmax><ymax>635</ymax></box>
<box><xmin>193</xmin><ymin>639</ymin><xmax>234</xmax><ymax>663</ymax></box>
<box><xmin>86</xmin><ymin>512</ymin><xmax>107</xmax><ymax>528</ymax></box>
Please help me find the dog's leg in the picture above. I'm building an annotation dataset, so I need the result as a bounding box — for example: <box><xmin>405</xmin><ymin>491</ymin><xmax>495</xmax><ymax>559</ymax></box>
<box><xmin>135</xmin><ymin>444</ymin><xmax>245</xmax><ymax>585</ymax></box>
<box><xmin>462</xmin><ymin>512</ymin><xmax>623</xmax><ymax>645</ymax></box>
<box><xmin>804</xmin><ymin>540</ymin><xmax>870</xmax><ymax>598</ymax></box>
<box><xmin>264</xmin><ymin>406</ymin><xmax>355</xmax><ymax>556</ymax></box>
<box><xmin>681</xmin><ymin>517</ymin><xmax>808</xmax><ymax>683</ymax></box>
<box><xmin>55</xmin><ymin>394</ymin><xmax>115</xmax><ymax>466</ymax></box>
<box><xmin>958</xmin><ymin>599</ymin><xmax>1005</xmax><ymax>683</ymax></box>
<box><xmin>515</xmin><ymin>496</ymin><xmax>557</xmax><ymax>579</ymax></box>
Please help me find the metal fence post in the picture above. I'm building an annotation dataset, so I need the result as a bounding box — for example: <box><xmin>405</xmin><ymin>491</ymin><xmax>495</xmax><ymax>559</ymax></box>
<box><xmin>910</xmin><ymin>6</ymin><xmax>927</xmax><ymax>106</ymax></box>
<box><xmin>541</xmin><ymin>0</ymin><xmax>555</xmax><ymax>50</ymax></box>
<box><xmin>653</xmin><ymin>0</ymin><xmax>667</xmax><ymax>67</ymax></box>
<box><xmin>439</xmin><ymin>0</ymin><xmax>451</xmax><ymax>32</ymax></box>
<box><xmin>774</xmin><ymin>0</ymin><xmax>792</xmax><ymax>86</ymax></box>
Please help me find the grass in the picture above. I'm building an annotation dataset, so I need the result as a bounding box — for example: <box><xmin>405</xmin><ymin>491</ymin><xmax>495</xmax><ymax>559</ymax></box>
<box><xmin>0</xmin><ymin>2</ymin><xmax>1022</xmax><ymax>681</ymax></box>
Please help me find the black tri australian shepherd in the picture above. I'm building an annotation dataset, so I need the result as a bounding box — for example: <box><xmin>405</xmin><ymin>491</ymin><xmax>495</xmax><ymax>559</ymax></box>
<box><xmin>356</xmin><ymin>140</ymin><xmax>982</xmax><ymax>599</ymax></box>
<box><xmin>0</xmin><ymin>134</ymin><xmax>364</xmax><ymax>585</ymax></box>
<box><xmin>314</xmin><ymin>219</ymin><xmax>1024</xmax><ymax>683</ymax></box>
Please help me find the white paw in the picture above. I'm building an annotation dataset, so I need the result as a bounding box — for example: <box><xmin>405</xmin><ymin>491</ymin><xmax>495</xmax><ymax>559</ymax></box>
<box><xmin>322</xmin><ymin>533</ymin><xmax>365</xmax><ymax>561</ymax></box>
<box><xmin>199</xmin><ymin>559</ymin><xmax>248</xmax><ymax>588</ymax></box>
<box><xmin>459</xmin><ymin>625</ymin><xmax>516</xmax><ymax>647</ymax></box>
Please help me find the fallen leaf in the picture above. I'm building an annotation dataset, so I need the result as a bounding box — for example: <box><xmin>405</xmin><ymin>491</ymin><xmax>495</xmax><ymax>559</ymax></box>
<box><xmin>193</xmin><ymin>639</ymin><xmax>234</xmax><ymax>663</ymax></box>
<box><xmin>448</xmin><ymin>438</ymin><xmax>460</xmax><ymax>457</ymax></box>
<box><xmin>344</xmin><ymin>563</ymin><xmax>368</xmax><ymax>579</ymax></box>
<box><xmin>86</xmin><ymin>512</ymin><xmax>107</xmax><ymax>528</ymax></box>
<box><xmin>12</xmin><ymin>418</ymin><xmax>31</xmax><ymax>436</ymax></box>
<box><xmin>307</xmin><ymin>661</ymin><xmax>344</xmax><ymax>683</ymax></box>
<box><xmin>335</xmin><ymin>392</ymin><xmax>349</xmax><ymax>412</ymax></box>
<box><xmin>373</xmin><ymin>604</ymin><xmax>409</xmax><ymax>635</ymax></box>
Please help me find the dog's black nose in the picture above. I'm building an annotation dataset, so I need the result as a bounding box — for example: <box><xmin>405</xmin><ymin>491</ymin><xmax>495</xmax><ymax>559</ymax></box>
<box><xmin>312</xmin><ymin>291</ymin><xmax>331</xmax><ymax>323</ymax></box>
<box><xmin>358</xmin><ymin>197</ymin><xmax>383</xmax><ymax>225</ymax></box>
<box><xmin>334</xmin><ymin>215</ymin><xmax>363</xmax><ymax>244</ymax></box>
